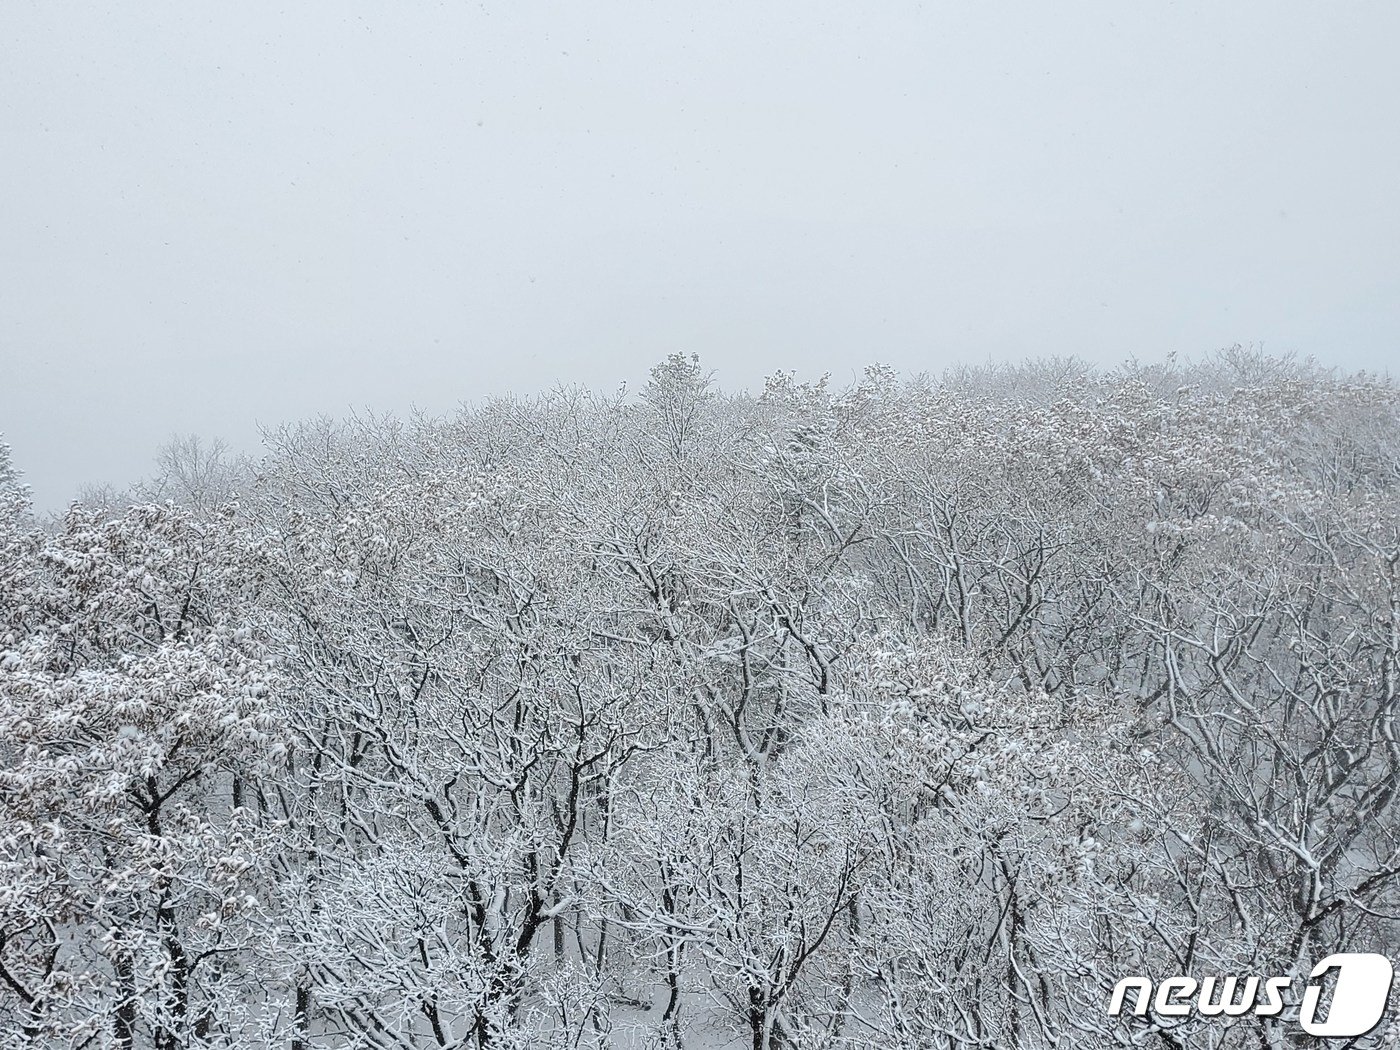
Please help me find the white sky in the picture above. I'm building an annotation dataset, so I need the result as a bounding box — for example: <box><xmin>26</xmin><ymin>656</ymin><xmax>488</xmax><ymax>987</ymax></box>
<box><xmin>3</xmin><ymin>1</ymin><xmax>1398</xmax><ymax>510</ymax></box>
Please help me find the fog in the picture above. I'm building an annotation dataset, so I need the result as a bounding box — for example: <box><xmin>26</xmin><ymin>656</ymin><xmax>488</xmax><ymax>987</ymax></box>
<box><xmin>3</xmin><ymin>1</ymin><xmax>1397</xmax><ymax>511</ymax></box>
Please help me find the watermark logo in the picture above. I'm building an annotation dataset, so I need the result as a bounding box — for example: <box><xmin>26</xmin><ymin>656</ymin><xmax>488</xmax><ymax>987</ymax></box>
<box><xmin>1109</xmin><ymin>953</ymin><xmax>1394</xmax><ymax>1037</ymax></box>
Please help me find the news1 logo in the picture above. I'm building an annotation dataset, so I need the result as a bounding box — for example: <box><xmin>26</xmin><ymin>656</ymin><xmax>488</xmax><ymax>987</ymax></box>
<box><xmin>1109</xmin><ymin>953</ymin><xmax>1395</xmax><ymax>1037</ymax></box>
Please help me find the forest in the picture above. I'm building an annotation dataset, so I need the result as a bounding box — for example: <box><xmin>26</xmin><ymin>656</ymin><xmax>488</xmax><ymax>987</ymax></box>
<box><xmin>2</xmin><ymin>349</ymin><xmax>1399</xmax><ymax>1048</ymax></box>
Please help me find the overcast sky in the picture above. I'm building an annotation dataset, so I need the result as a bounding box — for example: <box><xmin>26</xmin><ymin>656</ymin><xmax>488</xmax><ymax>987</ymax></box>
<box><xmin>3</xmin><ymin>1</ymin><xmax>1398</xmax><ymax>511</ymax></box>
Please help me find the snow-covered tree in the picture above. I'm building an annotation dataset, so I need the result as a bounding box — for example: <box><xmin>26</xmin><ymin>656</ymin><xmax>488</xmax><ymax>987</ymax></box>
<box><xmin>0</xmin><ymin>504</ymin><xmax>288</xmax><ymax>1049</ymax></box>
<box><xmin>7</xmin><ymin>354</ymin><xmax>1400</xmax><ymax>1049</ymax></box>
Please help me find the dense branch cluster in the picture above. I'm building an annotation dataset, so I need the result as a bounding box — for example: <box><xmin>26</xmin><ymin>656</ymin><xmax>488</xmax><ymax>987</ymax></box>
<box><xmin>3</xmin><ymin>350</ymin><xmax>1399</xmax><ymax>1048</ymax></box>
